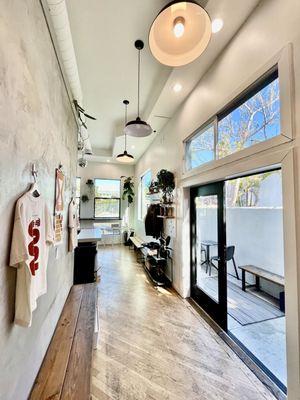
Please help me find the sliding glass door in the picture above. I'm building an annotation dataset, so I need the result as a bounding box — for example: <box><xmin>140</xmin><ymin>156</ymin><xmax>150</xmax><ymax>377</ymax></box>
<box><xmin>190</xmin><ymin>182</ymin><xmax>227</xmax><ymax>329</ymax></box>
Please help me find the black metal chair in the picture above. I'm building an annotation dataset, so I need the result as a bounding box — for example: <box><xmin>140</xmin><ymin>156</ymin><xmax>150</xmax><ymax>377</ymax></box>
<box><xmin>210</xmin><ymin>245</ymin><xmax>239</xmax><ymax>280</ymax></box>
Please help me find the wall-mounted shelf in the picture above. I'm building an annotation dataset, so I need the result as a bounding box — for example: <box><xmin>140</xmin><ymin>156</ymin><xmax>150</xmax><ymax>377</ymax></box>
<box><xmin>157</xmin><ymin>215</ymin><xmax>175</xmax><ymax>219</ymax></box>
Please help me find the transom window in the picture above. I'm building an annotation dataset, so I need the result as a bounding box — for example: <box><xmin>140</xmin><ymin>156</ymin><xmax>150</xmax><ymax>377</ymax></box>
<box><xmin>94</xmin><ymin>179</ymin><xmax>121</xmax><ymax>219</ymax></box>
<box><xmin>185</xmin><ymin>70</ymin><xmax>280</xmax><ymax>171</ymax></box>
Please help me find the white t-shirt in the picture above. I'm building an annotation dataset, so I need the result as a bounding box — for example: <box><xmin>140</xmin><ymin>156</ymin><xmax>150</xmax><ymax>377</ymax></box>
<box><xmin>9</xmin><ymin>192</ymin><xmax>54</xmax><ymax>327</ymax></box>
<box><xmin>68</xmin><ymin>199</ymin><xmax>79</xmax><ymax>252</ymax></box>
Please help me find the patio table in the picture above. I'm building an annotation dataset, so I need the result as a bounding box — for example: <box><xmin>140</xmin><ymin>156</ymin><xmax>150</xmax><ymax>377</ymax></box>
<box><xmin>201</xmin><ymin>240</ymin><xmax>218</xmax><ymax>275</ymax></box>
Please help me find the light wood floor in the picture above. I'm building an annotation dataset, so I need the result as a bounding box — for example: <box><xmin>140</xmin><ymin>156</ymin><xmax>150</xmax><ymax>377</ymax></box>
<box><xmin>91</xmin><ymin>246</ymin><xmax>275</xmax><ymax>400</ymax></box>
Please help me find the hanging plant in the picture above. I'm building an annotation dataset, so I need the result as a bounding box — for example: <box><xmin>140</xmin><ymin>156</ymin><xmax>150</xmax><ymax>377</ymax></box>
<box><xmin>81</xmin><ymin>194</ymin><xmax>89</xmax><ymax>203</ymax></box>
<box><xmin>122</xmin><ymin>177</ymin><xmax>135</xmax><ymax>205</ymax></box>
<box><xmin>86</xmin><ymin>179</ymin><xmax>94</xmax><ymax>195</ymax></box>
<box><xmin>157</xmin><ymin>169</ymin><xmax>175</xmax><ymax>204</ymax></box>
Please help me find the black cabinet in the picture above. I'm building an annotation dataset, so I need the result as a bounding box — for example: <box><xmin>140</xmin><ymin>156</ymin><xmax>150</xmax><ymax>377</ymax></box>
<box><xmin>74</xmin><ymin>242</ymin><xmax>97</xmax><ymax>284</ymax></box>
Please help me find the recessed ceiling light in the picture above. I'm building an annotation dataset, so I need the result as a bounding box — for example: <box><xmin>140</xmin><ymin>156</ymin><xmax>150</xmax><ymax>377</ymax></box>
<box><xmin>107</xmin><ymin>159</ymin><xmax>110</xmax><ymax>162</ymax></box>
<box><xmin>173</xmin><ymin>83</ymin><xmax>182</xmax><ymax>93</ymax></box>
<box><xmin>131</xmin><ymin>145</ymin><xmax>135</xmax><ymax>149</ymax></box>
<box><xmin>212</xmin><ymin>18</ymin><xmax>223</xmax><ymax>33</ymax></box>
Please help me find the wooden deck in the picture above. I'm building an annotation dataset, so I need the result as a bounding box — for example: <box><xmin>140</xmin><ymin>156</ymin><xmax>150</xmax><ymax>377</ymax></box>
<box><xmin>199</xmin><ymin>276</ymin><xmax>284</xmax><ymax>325</ymax></box>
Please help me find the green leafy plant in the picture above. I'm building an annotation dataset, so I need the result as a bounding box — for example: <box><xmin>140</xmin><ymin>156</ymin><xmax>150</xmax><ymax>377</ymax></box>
<box><xmin>81</xmin><ymin>194</ymin><xmax>89</xmax><ymax>203</ymax></box>
<box><xmin>86</xmin><ymin>179</ymin><xmax>94</xmax><ymax>195</ymax></box>
<box><xmin>148</xmin><ymin>180</ymin><xmax>160</xmax><ymax>194</ymax></box>
<box><xmin>157</xmin><ymin>169</ymin><xmax>175</xmax><ymax>203</ymax></box>
<box><xmin>122</xmin><ymin>177</ymin><xmax>135</xmax><ymax>205</ymax></box>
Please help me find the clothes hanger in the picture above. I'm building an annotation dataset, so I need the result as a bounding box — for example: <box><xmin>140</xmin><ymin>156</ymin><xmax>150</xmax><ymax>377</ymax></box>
<box><xmin>29</xmin><ymin>163</ymin><xmax>41</xmax><ymax>197</ymax></box>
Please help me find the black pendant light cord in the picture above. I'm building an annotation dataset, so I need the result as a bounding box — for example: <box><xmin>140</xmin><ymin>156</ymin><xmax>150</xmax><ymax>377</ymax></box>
<box><xmin>125</xmin><ymin>103</ymin><xmax>127</xmax><ymax>151</ymax></box>
<box><xmin>123</xmin><ymin>99</ymin><xmax>129</xmax><ymax>151</ymax></box>
<box><xmin>137</xmin><ymin>48</ymin><xmax>141</xmax><ymax>118</ymax></box>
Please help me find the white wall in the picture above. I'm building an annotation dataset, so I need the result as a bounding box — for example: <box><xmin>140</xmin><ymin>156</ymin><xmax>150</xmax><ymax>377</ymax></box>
<box><xmin>78</xmin><ymin>161</ymin><xmax>134</xmax><ymax>224</ymax></box>
<box><xmin>134</xmin><ymin>1</ymin><xmax>300</xmax><ymax>397</ymax></box>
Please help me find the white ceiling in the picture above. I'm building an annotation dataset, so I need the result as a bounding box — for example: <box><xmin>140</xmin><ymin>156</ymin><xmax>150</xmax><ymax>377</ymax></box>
<box><xmin>66</xmin><ymin>0</ymin><xmax>261</xmax><ymax>164</ymax></box>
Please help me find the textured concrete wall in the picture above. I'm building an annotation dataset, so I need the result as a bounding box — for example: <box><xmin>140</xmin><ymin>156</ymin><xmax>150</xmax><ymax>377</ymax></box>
<box><xmin>0</xmin><ymin>1</ymin><xmax>77</xmax><ymax>399</ymax></box>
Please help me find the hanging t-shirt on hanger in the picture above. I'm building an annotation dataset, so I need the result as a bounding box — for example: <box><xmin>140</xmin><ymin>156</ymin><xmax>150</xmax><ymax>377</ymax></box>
<box><xmin>9</xmin><ymin>192</ymin><xmax>54</xmax><ymax>327</ymax></box>
<box><xmin>68</xmin><ymin>198</ymin><xmax>79</xmax><ymax>252</ymax></box>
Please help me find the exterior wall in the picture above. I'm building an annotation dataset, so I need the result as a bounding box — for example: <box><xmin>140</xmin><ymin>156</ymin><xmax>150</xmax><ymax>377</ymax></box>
<box><xmin>133</xmin><ymin>0</ymin><xmax>300</xmax><ymax>397</ymax></box>
<box><xmin>78</xmin><ymin>162</ymin><xmax>134</xmax><ymax>225</ymax></box>
<box><xmin>0</xmin><ymin>1</ymin><xmax>77</xmax><ymax>399</ymax></box>
<box><xmin>199</xmin><ymin>207</ymin><xmax>284</xmax><ymax>297</ymax></box>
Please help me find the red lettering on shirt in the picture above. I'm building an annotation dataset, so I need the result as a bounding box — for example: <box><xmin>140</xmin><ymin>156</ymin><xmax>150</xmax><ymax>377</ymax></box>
<box><xmin>28</xmin><ymin>220</ymin><xmax>40</xmax><ymax>276</ymax></box>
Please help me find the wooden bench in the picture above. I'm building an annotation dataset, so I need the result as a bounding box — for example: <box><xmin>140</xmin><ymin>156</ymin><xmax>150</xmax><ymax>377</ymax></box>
<box><xmin>29</xmin><ymin>283</ymin><xmax>97</xmax><ymax>400</ymax></box>
<box><xmin>239</xmin><ymin>265</ymin><xmax>285</xmax><ymax>292</ymax></box>
<box><xmin>129</xmin><ymin>236</ymin><xmax>144</xmax><ymax>249</ymax></box>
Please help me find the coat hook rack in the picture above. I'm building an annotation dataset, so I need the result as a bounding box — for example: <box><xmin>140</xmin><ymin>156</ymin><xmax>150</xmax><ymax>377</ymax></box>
<box><xmin>32</xmin><ymin>163</ymin><xmax>38</xmax><ymax>183</ymax></box>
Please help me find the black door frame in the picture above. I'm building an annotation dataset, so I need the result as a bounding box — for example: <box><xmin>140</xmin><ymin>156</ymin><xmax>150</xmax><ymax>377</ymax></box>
<box><xmin>190</xmin><ymin>181</ymin><xmax>227</xmax><ymax>330</ymax></box>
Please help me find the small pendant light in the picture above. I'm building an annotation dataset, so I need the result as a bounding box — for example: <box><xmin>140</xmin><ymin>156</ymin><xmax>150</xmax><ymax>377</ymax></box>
<box><xmin>149</xmin><ymin>1</ymin><xmax>212</xmax><ymax>67</ymax></box>
<box><xmin>117</xmin><ymin>100</ymin><xmax>134</xmax><ymax>163</ymax></box>
<box><xmin>124</xmin><ymin>40</ymin><xmax>152</xmax><ymax>137</ymax></box>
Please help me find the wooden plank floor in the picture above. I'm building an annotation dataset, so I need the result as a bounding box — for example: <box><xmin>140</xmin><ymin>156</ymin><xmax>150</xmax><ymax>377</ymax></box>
<box><xmin>92</xmin><ymin>246</ymin><xmax>275</xmax><ymax>400</ymax></box>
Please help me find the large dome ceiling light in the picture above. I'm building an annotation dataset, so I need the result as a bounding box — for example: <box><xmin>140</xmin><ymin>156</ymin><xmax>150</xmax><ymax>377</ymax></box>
<box><xmin>124</xmin><ymin>40</ymin><xmax>152</xmax><ymax>137</ymax></box>
<box><xmin>117</xmin><ymin>100</ymin><xmax>134</xmax><ymax>163</ymax></box>
<box><xmin>149</xmin><ymin>1</ymin><xmax>212</xmax><ymax>67</ymax></box>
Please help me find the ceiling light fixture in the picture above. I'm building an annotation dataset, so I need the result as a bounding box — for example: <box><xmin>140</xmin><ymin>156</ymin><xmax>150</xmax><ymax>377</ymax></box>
<box><xmin>212</xmin><ymin>18</ymin><xmax>223</xmax><ymax>33</ymax></box>
<box><xmin>173</xmin><ymin>16</ymin><xmax>185</xmax><ymax>38</ymax></box>
<box><xmin>124</xmin><ymin>40</ymin><xmax>152</xmax><ymax>137</ymax></box>
<box><xmin>117</xmin><ymin>100</ymin><xmax>134</xmax><ymax>163</ymax></box>
<box><xmin>173</xmin><ymin>83</ymin><xmax>182</xmax><ymax>92</ymax></box>
<box><xmin>149</xmin><ymin>1</ymin><xmax>212</xmax><ymax>67</ymax></box>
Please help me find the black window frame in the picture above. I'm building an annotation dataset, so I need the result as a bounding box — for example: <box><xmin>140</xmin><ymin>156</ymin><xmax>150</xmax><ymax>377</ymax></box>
<box><xmin>217</xmin><ymin>68</ymin><xmax>279</xmax><ymax>121</ymax></box>
<box><xmin>185</xmin><ymin>67</ymin><xmax>280</xmax><ymax>172</ymax></box>
<box><xmin>93</xmin><ymin>178</ymin><xmax>121</xmax><ymax>220</ymax></box>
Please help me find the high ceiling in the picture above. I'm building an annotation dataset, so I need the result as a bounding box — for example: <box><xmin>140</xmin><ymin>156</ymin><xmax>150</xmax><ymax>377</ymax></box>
<box><xmin>66</xmin><ymin>0</ymin><xmax>261</xmax><ymax>163</ymax></box>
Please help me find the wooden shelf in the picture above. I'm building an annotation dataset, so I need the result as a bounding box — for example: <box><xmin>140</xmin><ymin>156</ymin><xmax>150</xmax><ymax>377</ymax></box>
<box><xmin>157</xmin><ymin>215</ymin><xmax>175</xmax><ymax>219</ymax></box>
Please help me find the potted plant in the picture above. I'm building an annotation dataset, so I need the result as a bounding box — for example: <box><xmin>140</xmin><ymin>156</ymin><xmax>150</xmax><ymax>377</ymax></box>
<box><xmin>148</xmin><ymin>180</ymin><xmax>160</xmax><ymax>194</ymax></box>
<box><xmin>122</xmin><ymin>176</ymin><xmax>134</xmax><ymax>206</ymax></box>
<box><xmin>121</xmin><ymin>177</ymin><xmax>135</xmax><ymax>245</ymax></box>
<box><xmin>157</xmin><ymin>169</ymin><xmax>175</xmax><ymax>204</ymax></box>
<box><xmin>81</xmin><ymin>194</ymin><xmax>89</xmax><ymax>203</ymax></box>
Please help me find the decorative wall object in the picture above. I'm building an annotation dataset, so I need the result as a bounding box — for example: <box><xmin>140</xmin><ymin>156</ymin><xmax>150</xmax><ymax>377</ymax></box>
<box><xmin>54</xmin><ymin>168</ymin><xmax>65</xmax><ymax>244</ymax></box>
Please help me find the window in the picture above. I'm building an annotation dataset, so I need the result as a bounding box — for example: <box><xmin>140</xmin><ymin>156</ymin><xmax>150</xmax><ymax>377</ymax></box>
<box><xmin>186</xmin><ymin>123</ymin><xmax>215</xmax><ymax>171</ymax></box>
<box><xmin>94</xmin><ymin>179</ymin><xmax>121</xmax><ymax>219</ymax></box>
<box><xmin>217</xmin><ymin>71</ymin><xmax>280</xmax><ymax>158</ymax></box>
<box><xmin>185</xmin><ymin>70</ymin><xmax>281</xmax><ymax>171</ymax></box>
<box><xmin>139</xmin><ymin>170</ymin><xmax>151</xmax><ymax>220</ymax></box>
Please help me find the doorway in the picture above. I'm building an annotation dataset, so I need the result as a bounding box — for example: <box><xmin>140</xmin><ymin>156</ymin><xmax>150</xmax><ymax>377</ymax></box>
<box><xmin>190</xmin><ymin>169</ymin><xmax>286</xmax><ymax>392</ymax></box>
<box><xmin>190</xmin><ymin>181</ymin><xmax>227</xmax><ymax>329</ymax></box>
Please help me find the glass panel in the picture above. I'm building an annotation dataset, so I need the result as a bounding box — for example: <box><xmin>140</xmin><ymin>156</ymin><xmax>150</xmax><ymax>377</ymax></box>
<box><xmin>217</xmin><ymin>77</ymin><xmax>280</xmax><ymax>158</ymax></box>
<box><xmin>95</xmin><ymin>179</ymin><xmax>120</xmax><ymax>198</ymax></box>
<box><xmin>95</xmin><ymin>198</ymin><xmax>120</xmax><ymax>219</ymax></box>
<box><xmin>195</xmin><ymin>194</ymin><xmax>219</xmax><ymax>302</ymax></box>
<box><xmin>225</xmin><ymin>170</ymin><xmax>286</xmax><ymax>388</ymax></box>
<box><xmin>140</xmin><ymin>170</ymin><xmax>151</xmax><ymax>219</ymax></box>
<box><xmin>186</xmin><ymin>124</ymin><xmax>214</xmax><ymax>170</ymax></box>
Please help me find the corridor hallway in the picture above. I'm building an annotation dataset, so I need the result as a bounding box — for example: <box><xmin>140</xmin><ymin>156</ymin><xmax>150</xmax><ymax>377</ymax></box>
<box><xmin>91</xmin><ymin>246</ymin><xmax>275</xmax><ymax>400</ymax></box>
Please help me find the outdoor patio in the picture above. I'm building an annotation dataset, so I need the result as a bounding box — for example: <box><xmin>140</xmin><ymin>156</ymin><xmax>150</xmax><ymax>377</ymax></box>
<box><xmin>197</xmin><ymin>263</ymin><xmax>287</xmax><ymax>386</ymax></box>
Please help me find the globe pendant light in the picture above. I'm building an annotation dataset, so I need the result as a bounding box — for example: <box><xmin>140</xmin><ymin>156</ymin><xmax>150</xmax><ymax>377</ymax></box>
<box><xmin>117</xmin><ymin>100</ymin><xmax>134</xmax><ymax>163</ymax></box>
<box><xmin>149</xmin><ymin>1</ymin><xmax>212</xmax><ymax>67</ymax></box>
<box><xmin>124</xmin><ymin>40</ymin><xmax>152</xmax><ymax>137</ymax></box>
